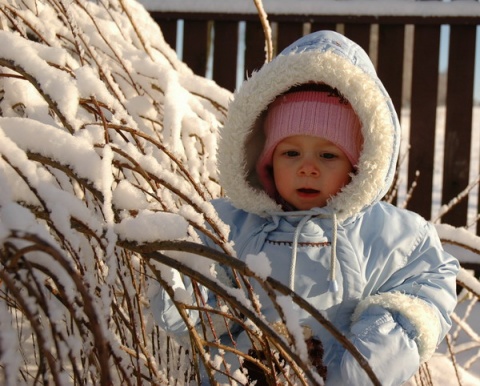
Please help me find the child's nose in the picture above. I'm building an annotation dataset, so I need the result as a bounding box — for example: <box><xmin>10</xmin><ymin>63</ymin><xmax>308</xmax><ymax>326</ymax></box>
<box><xmin>298</xmin><ymin>159</ymin><xmax>319</xmax><ymax>176</ymax></box>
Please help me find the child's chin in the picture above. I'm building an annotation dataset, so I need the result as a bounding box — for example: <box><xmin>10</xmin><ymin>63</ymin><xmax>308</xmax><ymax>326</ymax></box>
<box><xmin>295</xmin><ymin>202</ymin><xmax>325</xmax><ymax>211</ymax></box>
<box><xmin>295</xmin><ymin>196</ymin><xmax>325</xmax><ymax>209</ymax></box>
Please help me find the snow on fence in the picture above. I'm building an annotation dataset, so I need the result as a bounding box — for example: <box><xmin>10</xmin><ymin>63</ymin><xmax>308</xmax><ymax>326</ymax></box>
<box><xmin>0</xmin><ymin>0</ymin><xmax>479</xmax><ymax>385</ymax></box>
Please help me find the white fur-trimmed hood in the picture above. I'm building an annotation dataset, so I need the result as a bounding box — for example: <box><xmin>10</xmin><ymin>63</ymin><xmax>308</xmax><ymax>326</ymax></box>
<box><xmin>218</xmin><ymin>30</ymin><xmax>401</xmax><ymax>222</ymax></box>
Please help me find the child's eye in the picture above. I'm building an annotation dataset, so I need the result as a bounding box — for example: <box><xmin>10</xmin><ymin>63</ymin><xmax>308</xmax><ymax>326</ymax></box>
<box><xmin>320</xmin><ymin>152</ymin><xmax>336</xmax><ymax>159</ymax></box>
<box><xmin>284</xmin><ymin>150</ymin><xmax>300</xmax><ymax>157</ymax></box>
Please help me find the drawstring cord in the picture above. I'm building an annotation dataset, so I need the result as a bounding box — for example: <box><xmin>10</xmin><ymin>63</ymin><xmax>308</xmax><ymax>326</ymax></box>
<box><xmin>289</xmin><ymin>214</ymin><xmax>312</xmax><ymax>290</ymax></box>
<box><xmin>328</xmin><ymin>212</ymin><xmax>339</xmax><ymax>292</ymax></box>
<box><xmin>271</xmin><ymin>209</ymin><xmax>339</xmax><ymax>293</ymax></box>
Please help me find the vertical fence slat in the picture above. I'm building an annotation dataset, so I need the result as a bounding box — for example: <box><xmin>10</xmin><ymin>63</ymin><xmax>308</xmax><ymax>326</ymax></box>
<box><xmin>275</xmin><ymin>21</ymin><xmax>304</xmax><ymax>56</ymax></box>
<box><xmin>407</xmin><ymin>25</ymin><xmax>441</xmax><ymax>220</ymax></box>
<box><xmin>442</xmin><ymin>25</ymin><xmax>476</xmax><ymax>227</ymax></box>
<box><xmin>376</xmin><ymin>25</ymin><xmax>405</xmax><ymax>207</ymax></box>
<box><xmin>213</xmin><ymin>21</ymin><xmax>239</xmax><ymax>91</ymax></box>
<box><xmin>344</xmin><ymin>24</ymin><xmax>371</xmax><ymax>54</ymax></box>
<box><xmin>377</xmin><ymin>25</ymin><xmax>405</xmax><ymax>118</ymax></box>
<box><xmin>183</xmin><ymin>20</ymin><xmax>209</xmax><ymax>77</ymax></box>
<box><xmin>153</xmin><ymin>17</ymin><xmax>177</xmax><ymax>50</ymax></box>
<box><xmin>244</xmin><ymin>21</ymin><xmax>268</xmax><ymax>79</ymax></box>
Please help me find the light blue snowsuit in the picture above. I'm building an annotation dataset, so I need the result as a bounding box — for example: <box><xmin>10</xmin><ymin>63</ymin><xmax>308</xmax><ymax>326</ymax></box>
<box><xmin>152</xmin><ymin>30</ymin><xmax>459</xmax><ymax>385</ymax></box>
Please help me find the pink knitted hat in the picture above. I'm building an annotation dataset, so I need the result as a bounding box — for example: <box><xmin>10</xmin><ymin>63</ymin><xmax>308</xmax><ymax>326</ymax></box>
<box><xmin>256</xmin><ymin>89</ymin><xmax>363</xmax><ymax>197</ymax></box>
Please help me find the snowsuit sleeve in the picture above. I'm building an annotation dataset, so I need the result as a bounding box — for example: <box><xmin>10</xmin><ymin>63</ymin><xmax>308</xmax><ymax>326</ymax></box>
<box><xmin>149</xmin><ymin>268</ymin><xmax>205</xmax><ymax>335</ymax></box>
<box><xmin>149</xmin><ymin>199</ymin><xmax>236</xmax><ymax>336</ymax></box>
<box><xmin>326</xmin><ymin>220</ymin><xmax>459</xmax><ymax>386</ymax></box>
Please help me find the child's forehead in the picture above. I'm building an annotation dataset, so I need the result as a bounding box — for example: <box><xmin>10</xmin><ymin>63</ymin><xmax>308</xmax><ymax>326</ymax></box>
<box><xmin>276</xmin><ymin>135</ymin><xmax>339</xmax><ymax>147</ymax></box>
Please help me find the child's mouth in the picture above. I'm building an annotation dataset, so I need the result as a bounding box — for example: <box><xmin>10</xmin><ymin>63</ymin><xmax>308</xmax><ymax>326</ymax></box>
<box><xmin>297</xmin><ymin>188</ymin><xmax>319</xmax><ymax>195</ymax></box>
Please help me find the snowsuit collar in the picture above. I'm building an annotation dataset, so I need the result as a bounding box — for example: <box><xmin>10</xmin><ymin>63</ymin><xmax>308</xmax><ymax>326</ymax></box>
<box><xmin>268</xmin><ymin>208</ymin><xmax>340</xmax><ymax>292</ymax></box>
<box><xmin>272</xmin><ymin>208</ymin><xmax>338</xmax><ymax>292</ymax></box>
<box><xmin>218</xmin><ymin>30</ymin><xmax>401</xmax><ymax>223</ymax></box>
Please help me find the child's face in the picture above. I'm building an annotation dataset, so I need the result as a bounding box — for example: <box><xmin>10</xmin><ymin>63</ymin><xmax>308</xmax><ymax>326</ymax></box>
<box><xmin>272</xmin><ymin>135</ymin><xmax>353</xmax><ymax>210</ymax></box>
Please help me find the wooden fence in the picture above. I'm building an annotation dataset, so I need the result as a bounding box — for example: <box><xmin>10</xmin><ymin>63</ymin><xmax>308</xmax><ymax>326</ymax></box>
<box><xmin>147</xmin><ymin>3</ymin><xmax>480</xmax><ymax>234</ymax></box>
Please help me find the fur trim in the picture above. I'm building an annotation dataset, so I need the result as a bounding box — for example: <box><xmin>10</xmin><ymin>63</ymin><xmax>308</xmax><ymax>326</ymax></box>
<box><xmin>218</xmin><ymin>38</ymin><xmax>400</xmax><ymax>221</ymax></box>
<box><xmin>351</xmin><ymin>292</ymin><xmax>442</xmax><ymax>363</ymax></box>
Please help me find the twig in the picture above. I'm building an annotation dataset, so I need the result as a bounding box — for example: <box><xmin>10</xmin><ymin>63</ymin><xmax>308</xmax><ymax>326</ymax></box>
<box><xmin>445</xmin><ymin>334</ymin><xmax>463</xmax><ymax>386</ymax></box>
<box><xmin>432</xmin><ymin>176</ymin><xmax>480</xmax><ymax>223</ymax></box>
<box><xmin>252</xmin><ymin>0</ymin><xmax>273</xmax><ymax>63</ymax></box>
<box><xmin>0</xmin><ymin>57</ymin><xmax>76</xmax><ymax>134</ymax></box>
<box><xmin>124</xmin><ymin>239</ymin><xmax>382</xmax><ymax>386</ymax></box>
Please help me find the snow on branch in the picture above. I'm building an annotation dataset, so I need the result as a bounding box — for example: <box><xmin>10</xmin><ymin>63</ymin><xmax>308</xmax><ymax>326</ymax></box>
<box><xmin>0</xmin><ymin>0</ymin><xmax>232</xmax><ymax>383</ymax></box>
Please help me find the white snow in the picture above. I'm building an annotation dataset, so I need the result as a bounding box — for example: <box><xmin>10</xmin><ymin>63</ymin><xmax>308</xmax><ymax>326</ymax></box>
<box><xmin>246</xmin><ymin>252</ymin><xmax>272</xmax><ymax>280</ymax></box>
<box><xmin>115</xmin><ymin>210</ymin><xmax>189</xmax><ymax>242</ymax></box>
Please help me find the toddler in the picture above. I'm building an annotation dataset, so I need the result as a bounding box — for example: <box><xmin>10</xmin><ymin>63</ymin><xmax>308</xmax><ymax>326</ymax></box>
<box><xmin>152</xmin><ymin>30</ymin><xmax>459</xmax><ymax>386</ymax></box>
